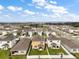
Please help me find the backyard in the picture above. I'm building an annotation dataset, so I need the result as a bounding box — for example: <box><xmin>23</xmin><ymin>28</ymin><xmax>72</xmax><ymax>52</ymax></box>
<box><xmin>29</xmin><ymin>49</ymin><xmax>48</xmax><ymax>55</ymax></box>
<box><xmin>12</xmin><ymin>55</ymin><xmax>25</xmax><ymax>59</ymax></box>
<box><xmin>0</xmin><ymin>49</ymin><xmax>25</xmax><ymax>59</ymax></box>
<box><xmin>0</xmin><ymin>49</ymin><xmax>10</xmax><ymax>59</ymax></box>
<box><xmin>47</xmin><ymin>47</ymin><xmax>68</xmax><ymax>55</ymax></box>
<box><xmin>29</xmin><ymin>46</ymin><xmax>68</xmax><ymax>55</ymax></box>
<box><xmin>73</xmin><ymin>53</ymin><xmax>79</xmax><ymax>59</ymax></box>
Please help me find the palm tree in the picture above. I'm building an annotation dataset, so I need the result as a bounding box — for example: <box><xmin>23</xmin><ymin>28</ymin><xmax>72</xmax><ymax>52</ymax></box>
<box><xmin>32</xmin><ymin>32</ymin><xmax>38</xmax><ymax>36</ymax></box>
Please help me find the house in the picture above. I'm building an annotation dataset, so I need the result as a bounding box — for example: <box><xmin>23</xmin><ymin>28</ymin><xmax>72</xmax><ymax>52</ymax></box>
<box><xmin>0</xmin><ymin>34</ymin><xmax>17</xmax><ymax>50</ymax></box>
<box><xmin>47</xmin><ymin>35</ymin><xmax>61</xmax><ymax>49</ymax></box>
<box><xmin>61</xmin><ymin>38</ymin><xmax>79</xmax><ymax>53</ymax></box>
<box><xmin>31</xmin><ymin>36</ymin><xmax>46</xmax><ymax>50</ymax></box>
<box><xmin>10</xmin><ymin>38</ymin><xmax>31</xmax><ymax>55</ymax></box>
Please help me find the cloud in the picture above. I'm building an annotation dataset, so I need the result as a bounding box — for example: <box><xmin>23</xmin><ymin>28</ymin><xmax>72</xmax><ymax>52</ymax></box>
<box><xmin>23</xmin><ymin>10</ymin><xmax>35</xmax><ymax>15</ymax></box>
<box><xmin>32</xmin><ymin>0</ymin><xmax>68</xmax><ymax>15</ymax></box>
<box><xmin>50</xmin><ymin>1</ymin><xmax>57</xmax><ymax>5</ymax></box>
<box><xmin>0</xmin><ymin>5</ymin><xmax>4</xmax><ymax>10</ymax></box>
<box><xmin>7</xmin><ymin>6</ymin><xmax>23</xmax><ymax>11</ymax></box>
<box><xmin>45</xmin><ymin>3</ymin><xmax>68</xmax><ymax>14</ymax></box>
<box><xmin>32</xmin><ymin>0</ymin><xmax>46</xmax><ymax>6</ymax></box>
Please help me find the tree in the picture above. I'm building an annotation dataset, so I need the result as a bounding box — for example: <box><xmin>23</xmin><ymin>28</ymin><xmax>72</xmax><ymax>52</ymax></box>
<box><xmin>2</xmin><ymin>43</ymin><xmax>9</xmax><ymax>50</ymax></box>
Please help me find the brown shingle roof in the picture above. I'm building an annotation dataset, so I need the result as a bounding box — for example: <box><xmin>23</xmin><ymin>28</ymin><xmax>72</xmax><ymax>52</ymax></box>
<box><xmin>32</xmin><ymin>36</ymin><xmax>45</xmax><ymax>41</ymax></box>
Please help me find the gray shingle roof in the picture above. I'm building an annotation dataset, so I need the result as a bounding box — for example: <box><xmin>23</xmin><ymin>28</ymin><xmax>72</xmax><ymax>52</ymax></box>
<box><xmin>48</xmin><ymin>35</ymin><xmax>60</xmax><ymax>40</ymax></box>
<box><xmin>0</xmin><ymin>34</ymin><xmax>15</xmax><ymax>41</ymax></box>
<box><xmin>61</xmin><ymin>38</ymin><xmax>79</xmax><ymax>49</ymax></box>
<box><xmin>11</xmin><ymin>38</ymin><xmax>31</xmax><ymax>51</ymax></box>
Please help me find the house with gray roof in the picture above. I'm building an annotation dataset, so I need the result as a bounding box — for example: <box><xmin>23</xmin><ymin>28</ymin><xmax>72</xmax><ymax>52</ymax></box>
<box><xmin>11</xmin><ymin>38</ymin><xmax>31</xmax><ymax>55</ymax></box>
<box><xmin>61</xmin><ymin>38</ymin><xmax>79</xmax><ymax>53</ymax></box>
<box><xmin>0</xmin><ymin>34</ymin><xmax>17</xmax><ymax>50</ymax></box>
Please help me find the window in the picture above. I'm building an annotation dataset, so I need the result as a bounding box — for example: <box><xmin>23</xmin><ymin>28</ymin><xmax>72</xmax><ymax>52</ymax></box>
<box><xmin>21</xmin><ymin>51</ymin><xmax>24</xmax><ymax>53</ymax></box>
<box><xmin>73</xmin><ymin>49</ymin><xmax>76</xmax><ymax>51</ymax></box>
<box><xmin>34</xmin><ymin>46</ymin><xmax>37</xmax><ymax>48</ymax></box>
<box><xmin>50</xmin><ymin>40</ymin><xmax>52</xmax><ymax>42</ymax></box>
<box><xmin>7</xmin><ymin>41</ymin><xmax>10</xmax><ymax>43</ymax></box>
<box><xmin>57</xmin><ymin>46</ymin><xmax>59</xmax><ymax>48</ymax></box>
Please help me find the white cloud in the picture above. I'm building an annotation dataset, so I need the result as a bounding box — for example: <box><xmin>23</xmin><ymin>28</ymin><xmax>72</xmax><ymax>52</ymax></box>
<box><xmin>32</xmin><ymin>0</ymin><xmax>68</xmax><ymax>15</ymax></box>
<box><xmin>50</xmin><ymin>1</ymin><xmax>57</xmax><ymax>5</ymax></box>
<box><xmin>45</xmin><ymin>4</ymin><xmax>68</xmax><ymax>14</ymax></box>
<box><xmin>0</xmin><ymin>5</ymin><xmax>4</xmax><ymax>10</ymax></box>
<box><xmin>24</xmin><ymin>10</ymin><xmax>35</xmax><ymax>15</ymax></box>
<box><xmin>7</xmin><ymin>6</ymin><xmax>23</xmax><ymax>11</ymax></box>
<box><xmin>32</xmin><ymin>0</ymin><xmax>46</xmax><ymax>6</ymax></box>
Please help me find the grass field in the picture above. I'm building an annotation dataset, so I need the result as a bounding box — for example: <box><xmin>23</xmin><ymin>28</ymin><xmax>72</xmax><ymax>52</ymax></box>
<box><xmin>29</xmin><ymin>49</ymin><xmax>48</xmax><ymax>55</ymax></box>
<box><xmin>0</xmin><ymin>49</ymin><xmax>25</xmax><ymax>59</ymax></box>
<box><xmin>0</xmin><ymin>49</ymin><xmax>10</xmax><ymax>59</ymax></box>
<box><xmin>12</xmin><ymin>55</ymin><xmax>25</xmax><ymax>59</ymax></box>
<box><xmin>73</xmin><ymin>53</ymin><xmax>79</xmax><ymax>59</ymax></box>
<box><xmin>48</xmin><ymin>48</ymin><xmax>68</xmax><ymax>55</ymax></box>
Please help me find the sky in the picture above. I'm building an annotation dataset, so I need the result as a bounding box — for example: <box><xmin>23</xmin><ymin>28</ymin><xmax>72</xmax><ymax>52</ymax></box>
<box><xmin>0</xmin><ymin>0</ymin><xmax>79</xmax><ymax>22</ymax></box>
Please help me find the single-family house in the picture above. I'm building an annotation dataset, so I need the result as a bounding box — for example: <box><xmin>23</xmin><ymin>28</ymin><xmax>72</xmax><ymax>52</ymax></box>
<box><xmin>47</xmin><ymin>35</ymin><xmax>61</xmax><ymax>49</ymax></box>
<box><xmin>61</xmin><ymin>38</ymin><xmax>79</xmax><ymax>53</ymax></box>
<box><xmin>31</xmin><ymin>36</ymin><xmax>46</xmax><ymax>50</ymax></box>
<box><xmin>11</xmin><ymin>38</ymin><xmax>31</xmax><ymax>55</ymax></box>
<box><xmin>0</xmin><ymin>34</ymin><xmax>16</xmax><ymax>50</ymax></box>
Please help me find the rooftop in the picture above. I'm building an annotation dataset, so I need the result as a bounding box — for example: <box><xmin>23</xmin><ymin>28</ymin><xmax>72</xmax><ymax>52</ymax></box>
<box><xmin>0</xmin><ymin>34</ymin><xmax>15</xmax><ymax>41</ymax></box>
<box><xmin>11</xmin><ymin>38</ymin><xmax>31</xmax><ymax>51</ymax></box>
<box><xmin>32</xmin><ymin>36</ymin><xmax>45</xmax><ymax>41</ymax></box>
<box><xmin>48</xmin><ymin>35</ymin><xmax>60</xmax><ymax>40</ymax></box>
<box><xmin>61</xmin><ymin>38</ymin><xmax>79</xmax><ymax>49</ymax></box>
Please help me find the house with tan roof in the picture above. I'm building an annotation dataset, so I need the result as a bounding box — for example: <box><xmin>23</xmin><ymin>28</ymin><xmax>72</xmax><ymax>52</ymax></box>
<box><xmin>31</xmin><ymin>36</ymin><xmax>46</xmax><ymax>50</ymax></box>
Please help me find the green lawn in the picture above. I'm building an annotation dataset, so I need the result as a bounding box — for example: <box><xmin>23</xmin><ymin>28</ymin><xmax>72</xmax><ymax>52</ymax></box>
<box><xmin>12</xmin><ymin>55</ymin><xmax>25</xmax><ymax>59</ymax></box>
<box><xmin>0</xmin><ymin>49</ymin><xmax>10</xmax><ymax>59</ymax></box>
<box><xmin>0</xmin><ymin>49</ymin><xmax>25</xmax><ymax>59</ymax></box>
<box><xmin>48</xmin><ymin>48</ymin><xmax>68</xmax><ymax>55</ymax></box>
<box><xmin>73</xmin><ymin>53</ymin><xmax>79</xmax><ymax>59</ymax></box>
<box><xmin>42</xmin><ymin>35</ymin><xmax>47</xmax><ymax>38</ymax></box>
<box><xmin>29</xmin><ymin>49</ymin><xmax>48</xmax><ymax>55</ymax></box>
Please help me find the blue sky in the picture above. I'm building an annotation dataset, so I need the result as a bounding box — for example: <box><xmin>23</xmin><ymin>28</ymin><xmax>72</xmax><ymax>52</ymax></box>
<box><xmin>0</xmin><ymin>0</ymin><xmax>79</xmax><ymax>22</ymax></box>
